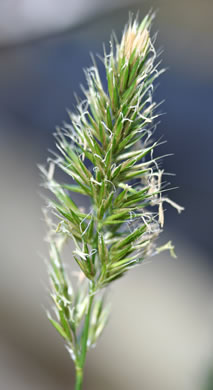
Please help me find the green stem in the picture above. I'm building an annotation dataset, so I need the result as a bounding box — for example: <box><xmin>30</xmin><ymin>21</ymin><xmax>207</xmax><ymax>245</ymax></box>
<box><xmin>75</xmin><ymin>285</ymin><xmax>95</xmax><ymax>390</ymax></box>
<box><xmin>75</xmin><ymin>367</ymin><xmax>83</xmax><ymax>390</ymax></box>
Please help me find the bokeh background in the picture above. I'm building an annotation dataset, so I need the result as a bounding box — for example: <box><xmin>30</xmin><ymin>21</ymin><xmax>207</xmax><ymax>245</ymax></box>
<box><xmin>0</xmin><ymin>0</ymin><xmax>213</xmax><ymax>389</ymax></box>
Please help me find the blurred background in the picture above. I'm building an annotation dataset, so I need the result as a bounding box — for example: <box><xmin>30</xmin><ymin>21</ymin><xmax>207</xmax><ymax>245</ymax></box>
<box><xmin>0</xmin><ymin>0</ymin><xmax>213</xmax><ymax>389</ymax></box>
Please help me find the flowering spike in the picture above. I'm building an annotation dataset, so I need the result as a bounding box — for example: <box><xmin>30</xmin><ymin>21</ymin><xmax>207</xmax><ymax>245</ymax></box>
<box><xmin>40</xmin><ymin>13</ymin><xmax>183</xmax><ymax>390</ymax></box>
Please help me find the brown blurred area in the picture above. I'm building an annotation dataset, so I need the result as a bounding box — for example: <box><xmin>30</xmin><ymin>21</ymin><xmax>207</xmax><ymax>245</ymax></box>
<box><xmin>0</xmin><ymin>1</ymin><xmax>213</xmax><ymax>389</ymax></box>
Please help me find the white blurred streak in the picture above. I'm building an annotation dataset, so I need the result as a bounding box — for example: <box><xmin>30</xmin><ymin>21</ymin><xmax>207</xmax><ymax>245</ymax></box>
<box><xmin>0</xmin><ymin>0</ymin><xmax>130</xmax><ymax>45</ymax></box>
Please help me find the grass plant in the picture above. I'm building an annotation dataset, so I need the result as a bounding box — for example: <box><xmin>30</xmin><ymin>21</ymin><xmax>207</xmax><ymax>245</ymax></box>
<box><xmin>40</xmin><ymin>12</ymin><xmax>183</xmax><ymax>389</ymax></box>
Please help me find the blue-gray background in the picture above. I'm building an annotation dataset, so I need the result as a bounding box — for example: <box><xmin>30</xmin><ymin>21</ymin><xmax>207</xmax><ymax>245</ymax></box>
<box><xmin>0</xmin><ymin>1</ymin><xmax>213</xmax><ymax>389</ymax></box>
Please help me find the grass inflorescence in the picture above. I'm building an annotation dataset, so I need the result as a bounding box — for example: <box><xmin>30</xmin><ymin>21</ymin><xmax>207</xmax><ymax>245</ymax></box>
<box><xmin>40</xmin><ymin>12</ymin><xmax>183</xmax><ymax>390</ymax></box>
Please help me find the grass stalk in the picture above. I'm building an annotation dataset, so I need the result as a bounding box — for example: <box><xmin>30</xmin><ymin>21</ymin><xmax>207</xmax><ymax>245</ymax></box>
<box><xmin>75</xmin><ymin>285</ymin><xmax>94</xmax><ymax>389</ymax></box>
<box><xmin>41</xmin><ymin>12</ymin><xmax>183</xmax><ymax>389</ymax></box>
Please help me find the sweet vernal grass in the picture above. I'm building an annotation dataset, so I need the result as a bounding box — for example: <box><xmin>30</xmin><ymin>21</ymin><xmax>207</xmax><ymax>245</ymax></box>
<box><xmin>40</xmin><ymin>12</ymin><xmax>184</xmax><ymax>390</ymax></box>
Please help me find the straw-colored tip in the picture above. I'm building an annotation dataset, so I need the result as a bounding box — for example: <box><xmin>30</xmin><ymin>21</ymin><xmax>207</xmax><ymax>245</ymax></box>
<box><xmin>122</xmin><ymin>23</ymin><xmax>150</xmax><ymax>60</ymax></box>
